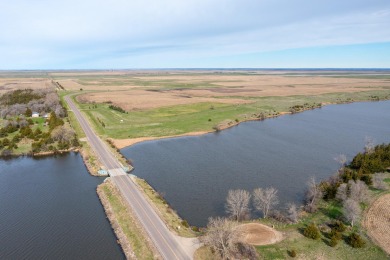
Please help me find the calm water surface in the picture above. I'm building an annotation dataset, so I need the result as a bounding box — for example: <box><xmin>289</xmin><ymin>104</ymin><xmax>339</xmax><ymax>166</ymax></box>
<box><xmin>0</xmin><ymin>153</ymin><xmax>124</xmax><ymax>259</ymax></box>
<box><xmin>122</xmin><ymin>101</ymin><xmax>390</xmax><ymax>227</ymax></box>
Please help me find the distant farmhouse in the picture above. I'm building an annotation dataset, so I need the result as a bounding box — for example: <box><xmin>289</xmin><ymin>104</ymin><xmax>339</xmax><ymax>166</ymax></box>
<box><xmin>32</xmin><ymin>112</ymin><xmax>40</xmax><ymax>118</ymax></box>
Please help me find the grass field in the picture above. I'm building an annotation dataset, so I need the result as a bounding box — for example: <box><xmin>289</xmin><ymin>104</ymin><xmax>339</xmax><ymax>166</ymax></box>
<box><xmin>74</xmin><ymin>89</ymin><xmax>390</xmax><ymax>141</ymax></box>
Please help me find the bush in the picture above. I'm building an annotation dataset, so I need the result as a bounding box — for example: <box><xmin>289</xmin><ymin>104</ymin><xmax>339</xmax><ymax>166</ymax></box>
<box><xmin>332</xmin><ymin>220</ymin><xmax>346</xmax><ymax>232</ymax></box>
<box><xmin>236</xmin><ymin>242</ymin><xmax>258</xmax><ymax>259</ymax></box>
<box><xmin>181</xmin><ymin>220</ymin><xmax>189</xmax><ymax>228</ymax></box>
<box><xmin>288</xmin><ymin>249</ymin><xmax>297</xmax><ymax>257</ymax></box>
<box><xmin>330</xmin><ymin>229</ymin><xmax>342</xmax><ymax>241</ymax></box>
<box><xmin>348</xmin><ymin>232</ymin><xmax>365</xmax><ymax>248</ymax></box>
<box><xmin>329</xmin><ymin>236</ymin><xmax>339</xmax><ymax>247</ymax></box>
<box><xmin>191</xmin><ymin>226</ymin><xmax>200</xmax><ymax>232</ymax></box>
<box><xmin>303</xmin><ymin>223</ymin><xmax>321</xmax><ymax>240</ymax></box>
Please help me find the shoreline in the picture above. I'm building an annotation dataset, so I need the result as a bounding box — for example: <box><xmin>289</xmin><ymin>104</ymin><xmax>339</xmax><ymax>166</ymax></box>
<box><xmin>113</xmin><ymin>98</ymin><xmax>389</xmax><ymax>150</ymax></box>
<box><xmin>0</xmin><ymin>148</ymin><xmax>79</xmax><ymax>160</ymax></box>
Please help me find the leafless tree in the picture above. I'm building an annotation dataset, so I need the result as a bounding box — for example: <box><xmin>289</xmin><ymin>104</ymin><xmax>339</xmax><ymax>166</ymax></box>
<box><xmin>54</xmin><ymin>105</ymin><xmax>66</xmax><ymax>118</ymax></box>
<box><xmin>304</xmin><ymin>176</ymin><xmax>323</xmax><ymax>213</ymax></box>
<box><xmin>349</xmin><ymin>180</ymin><xmax>369</xmax><ymax>203</ymax></box>
<box><xmin>364</xmin><ymin>136</ymin><xmax>375</xmax><ymax>154</ymax></box>
<box><xmin>225</xmin><ymin>189</ymin><xmax>251</xmax><ymax>221</ymax></box>
<box><xmin>334</xmin><ymin>154</ymin><xmax>347</xmax><ymax>168</ymax></box>
<box><xmin>51</xmin><ymin>125</ymin><xmax>75</xmax><ymax>143</ymax></box>
<box><xmin>336</xmin><ymin>183</ymin><xmax>348</xmax><ymax>202</ymax></box>
<box><xmin>253</xmin><ymin>187</ymin><xmax>279</xmax><ymax>218</ymax></box>
<box><xmin>44</xmin><ymin>92</ymin><xmax>60</xmax><ymax>109</ymax></box>
<box><xmin>343</xmin><ymin>199</ymin><xmax>361</xmax><ymax>227</ymax></box>
<box><xmin>286</xmin><ymin>203</ymin><xmax>299</xmax><ymax>223</ymax></box>
<box><xmin>199</xmin><ymin>217</ymin><xmax>242</xmax><ymax>260</ymax></box>
<box><xmin>373</xmin><ymin>173</ymin><xmax>389</xmax><ymax>190</ymax></box>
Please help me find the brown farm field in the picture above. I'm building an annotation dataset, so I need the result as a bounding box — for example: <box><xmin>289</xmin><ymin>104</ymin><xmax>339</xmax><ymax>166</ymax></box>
<box><xmin>58</xmin><ymin>71</ymin><xmax>390</xmax><ymax>111</ymax></box>
<box><xmin>0</xmin><ymin>77</ymin><xmax>55</xmax><ymax>94</ymax></box>
<box><xmin>2</xmin><ymin>70</ymin><xmax>390</xmax><ymax>142</ymax></box>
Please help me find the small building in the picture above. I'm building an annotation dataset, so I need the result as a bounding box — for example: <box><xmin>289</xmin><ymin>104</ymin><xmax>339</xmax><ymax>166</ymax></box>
<box><xmin>32</xmin><ymin>112</ymin><xmax>40</xmax><ymax>118</ymax></box>
<box><xmin>43</xmin><ymin>113</ymin><xmax>51</xmax><ymax>119</ymax></box>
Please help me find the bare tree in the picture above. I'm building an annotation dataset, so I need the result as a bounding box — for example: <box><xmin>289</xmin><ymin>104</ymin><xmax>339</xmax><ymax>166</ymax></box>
<box><xmin>349</xmin><ymin>180</ymin><xmax>369</xmax><ymax>203</ymax></box>
<box><xmin>44</xmin><ymin>92</ymin><xmax>60</xmax><ymax>109</ymax></box>
<box><xmin>51</xmin><ymin>125</ymin><xmax>75</xmax><ymax>143</ymax></box>
<box><xmin>286</xmin><ymin>203</ymin><xmax>299</xmax><ymax>223</ymax></box>
<box><xmin>225</xmin><ymin>189</ymin><xmax>251</xmax><ymax>221</ymax></box>
<box><xmin>334</xmin><ymin>154</ymin><xmax>347</xmax><ymax>168</ymax></box>
<box><xmin>304</xmin><ymin>176</ymin><xmax>323</xmax><ymax>213</ymax></box>
<box><xmin>364</xmin><ymin>136</ymin><xmax>375</xmax><ymax>154</ymax></box>
<box><xmin>199</xmin><ymin>217</ymin><xmax>242</xmax><ymax>260</ymax></box>
<box><xmin>373</xmin><ymin>173</ymin><xmax>389</xmax><ymax>190</ymax></box>
<box><xmin>336</xmin><ymin>183</ymin><xmax>348</xmax><ymax>202</ymax></box>
<box><xmin>54</xmin><ymin>105</ymin><xmax>66</xmax><ymax>118</ymax></box>
<box><xmin>253</xmin><ymin>187</ymin><xmax>279</xmax><ymax>218</ymax></box>
<box><xmin>343</xmin><ymin>199</ymin><xmax>361</xmax><ymax>227</ymax></box>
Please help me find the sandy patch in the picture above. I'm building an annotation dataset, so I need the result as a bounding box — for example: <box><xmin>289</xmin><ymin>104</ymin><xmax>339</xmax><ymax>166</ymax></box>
<box><xmin>363</xmin><ymin>193</ymin><xmax>390</xmax><ymax>255</ymax></box>
<box><xmin>112</xmin><ymin>131</ymin><xmax>209</xmax><ymax>149</ymax></box>
<box><xmin>238</xmin><ymin>223</ymin><xmax>283</xmax><ymax>246</ymax></box>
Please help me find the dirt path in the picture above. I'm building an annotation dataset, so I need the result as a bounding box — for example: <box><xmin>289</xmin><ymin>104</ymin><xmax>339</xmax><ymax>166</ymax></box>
<box><xmin>238</xmin><ymin>223</ymin><xmax>283</xmax><ymax>246</ymax></box>
<box><xmin>363</xmin><ymin>193</ymin><xmax>390</xmax><ymax>255</ymax></box>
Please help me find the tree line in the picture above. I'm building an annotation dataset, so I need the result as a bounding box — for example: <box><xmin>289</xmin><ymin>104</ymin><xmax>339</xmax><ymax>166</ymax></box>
<box><xmin>0</xmin><ymin>88</ymin><xmax>78</xmax><ymax>156</ymax></box>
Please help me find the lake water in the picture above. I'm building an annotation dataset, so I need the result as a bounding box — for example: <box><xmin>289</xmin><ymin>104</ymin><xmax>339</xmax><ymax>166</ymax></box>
<box><xmin>122</xmin><ymin>101</ymin><xmax>390</xmax><ymax>227</ymax></box>
<box><xmin>0</xmin><ymin>153</ymin><xmax>124</xmax><ymax>259</ymax></box>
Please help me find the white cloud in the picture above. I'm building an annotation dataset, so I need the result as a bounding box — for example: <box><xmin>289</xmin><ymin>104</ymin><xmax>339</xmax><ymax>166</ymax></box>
<box><xmin>1</xmin><ymin>0</ymin><xmax>389</xmax><ymax>68</ymax></box>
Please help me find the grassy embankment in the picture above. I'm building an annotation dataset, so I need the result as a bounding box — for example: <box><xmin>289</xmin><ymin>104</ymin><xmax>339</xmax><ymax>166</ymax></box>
<box><xmin>97</xmin><ymin>179</ymin><xmax>156</xmax><ymax>259</ymax></box>
<box><xmin>75</xmin><ymin>89</ymin><xmax>390</xmax><ymax>140</ymax></box>
<box><xmin>134</xmin><ymin>176</ymin><xmax>198</xmax><ymax>237</ymax></box>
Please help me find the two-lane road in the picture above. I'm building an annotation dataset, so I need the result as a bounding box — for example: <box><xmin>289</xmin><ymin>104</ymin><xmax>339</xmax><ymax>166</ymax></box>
<box><xmin>65</xmin><ymin>95</ymin><xmax>192</xmax><ymax>259</ymax></box>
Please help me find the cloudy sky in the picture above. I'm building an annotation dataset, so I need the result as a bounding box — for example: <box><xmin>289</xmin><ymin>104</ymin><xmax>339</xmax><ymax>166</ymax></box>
<box><xmin>1</xmin><ymin>0</ymin><xmax>390</xmax><ymax>69</ymax></box>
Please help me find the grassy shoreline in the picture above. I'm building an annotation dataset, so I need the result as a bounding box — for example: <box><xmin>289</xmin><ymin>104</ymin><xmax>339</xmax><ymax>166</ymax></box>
<box><xmin>73</xmin><ymin>89</ymin><xmax>390</xmax><ymax>142</ymax></box>
<box><xmin>97</xmin><ymin>179</ymin><xmax>159</xmax><ymax>259</ymax></box>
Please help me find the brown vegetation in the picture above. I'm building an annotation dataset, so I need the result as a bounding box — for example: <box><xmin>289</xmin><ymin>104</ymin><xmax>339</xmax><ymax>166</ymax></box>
<box><xmin>238</xmin><ymin>223</ymin><xmax>283</xmax><ymax>246</ymax></box>
<box><xmin>363</xmin><ymin>193</ymin><xmax>390</xmax><ymax>255</ymax></box>
<box><xmin>62</xmin><ymin>72</ymin><xmax>390</xmax><ymax>111</ymax></box>
<box><xmin>0</xmin><ymin>78</ymin><xmax>54</xmax><ymax>94</ymax></box>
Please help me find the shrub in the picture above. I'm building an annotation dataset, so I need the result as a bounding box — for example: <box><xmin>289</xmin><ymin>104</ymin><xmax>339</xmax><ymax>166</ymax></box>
<box><xmin>330</xmin><ymin>229</ymin><xmax>342</xmax><ymax>241</ymax></box>
<box><xmin>236</xmin><ymin>243</ymin><xmax>258</xmax><ymax>259</ymax></box>
<box><xmin>191</xmin><ymin>226</ymin><xmax>200</xmax><ymax>232</ymax></box>
<box><xmin>332</xmin><ymin>220</ymin><xmax>346</xmax><ymax>232</ymax></box>
<box><xmin>288</xmin><ymin>249</ymin><xmax>297</xmax><ymax>257</ymax></box>
<box><xmin>329</xmin><ymin>236</ymin><xmax>339</xmax><ymax>247</ymax></box>
<box><xmin>181</xmin><ymin>220</ymin><xmax>189</xmax><ymax>228</ymax></box>
<box><xmin>303</xmin><ymin>223</ymin><xmax>321</xmax><ymax>240</ymax></box>
<box><xmin>348</xmin><ymin>232</ymin><xmax>365</xmax><ymax>248</ymax></box>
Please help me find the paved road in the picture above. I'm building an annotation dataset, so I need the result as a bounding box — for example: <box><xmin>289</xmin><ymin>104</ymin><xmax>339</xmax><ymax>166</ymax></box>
<box><xmin>65</xmin><ymin>95</ymin><xmax>192</xmax><ymax>260</ymax></box>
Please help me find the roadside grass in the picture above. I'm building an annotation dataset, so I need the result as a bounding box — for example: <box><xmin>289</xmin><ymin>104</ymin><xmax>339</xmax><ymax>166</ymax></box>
<box><xmin>134</xmin><ymin>177</ymin><xmax>198</xmax><ymax>238</ymax></box>
<box><xmin>193</xmin><ymin>246</ymin><xmax>219</xmax><ymax>260</ymax></box>
<box><xmin>99</xmin><ymin>181</ymin><xmax>155</xmax><ymax>259</ymax></box>
<box><xmin>59</xmin><ymin>91</ymin><xmax>86</xmax><ymax>138</ymax></box>
<box><xmin>74</xmin><ymin>89</ymin><xmax>390</xmax><ymax>140</ymax></box>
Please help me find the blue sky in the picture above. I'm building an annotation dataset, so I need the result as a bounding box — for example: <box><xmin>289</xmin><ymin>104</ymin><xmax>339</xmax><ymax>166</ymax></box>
<box><xmin>1</xmin><ymin>0</ymin><xmax>390</xmax><ymax>69</ymax></box>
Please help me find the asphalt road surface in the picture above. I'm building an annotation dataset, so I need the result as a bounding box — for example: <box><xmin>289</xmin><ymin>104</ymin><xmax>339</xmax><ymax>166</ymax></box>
<box><xmin>65</xmin><ymin>95</ymin><xmax>192</xmax><ymax>260</ymax></box>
